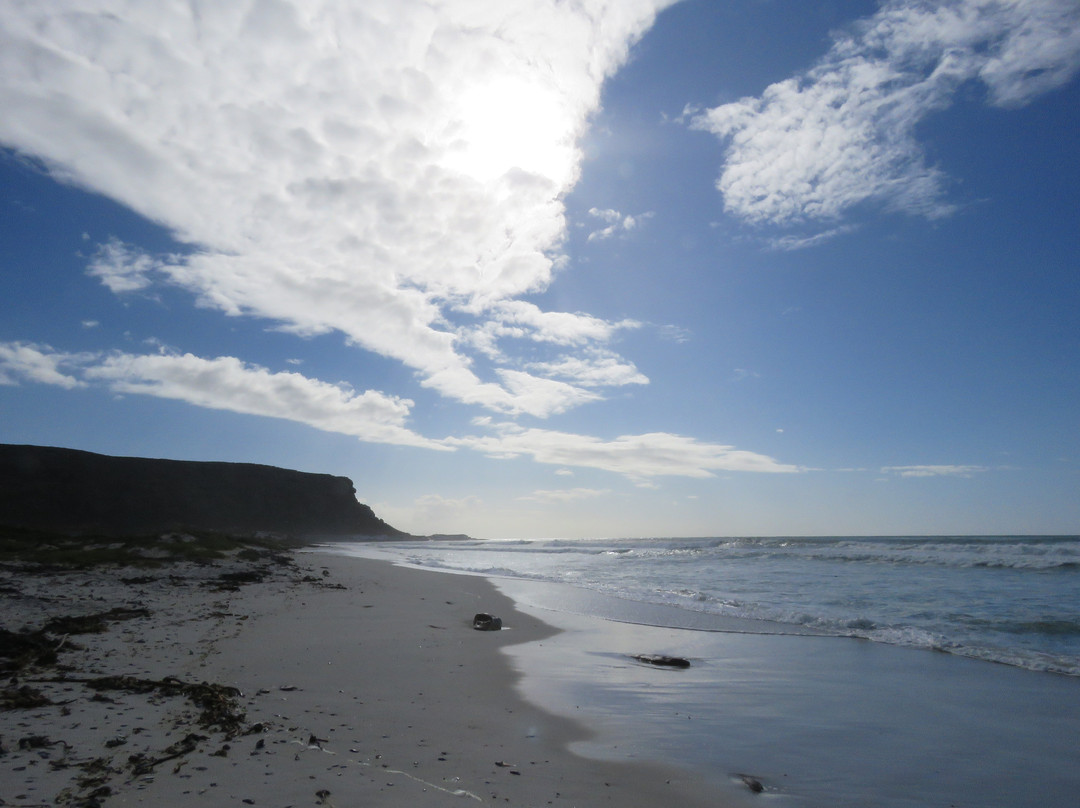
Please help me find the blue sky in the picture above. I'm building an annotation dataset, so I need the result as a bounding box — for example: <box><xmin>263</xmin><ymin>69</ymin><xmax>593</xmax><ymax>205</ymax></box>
<box><xmin>2</xmin><ymin>0</ymin><xmax>1078</xmax><ymax>538</ymax></box>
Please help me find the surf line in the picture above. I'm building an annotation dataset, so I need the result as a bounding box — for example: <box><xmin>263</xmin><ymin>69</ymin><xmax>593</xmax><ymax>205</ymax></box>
<box><xmin>291</xmin><ymin>738</ymin><xmax>483</xmax><ymax>801</ymax></box>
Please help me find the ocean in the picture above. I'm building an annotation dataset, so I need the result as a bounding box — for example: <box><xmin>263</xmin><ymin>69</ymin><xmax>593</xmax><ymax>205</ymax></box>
<box><xmin>328</xmin><ymin>535</ymin><xmax>1080</xmax><ymax>807</ymax></box>
<box><xmin>344</xmin><ymin>535</ymin><xmax>1080</xmax><ymax>676</ymax></box>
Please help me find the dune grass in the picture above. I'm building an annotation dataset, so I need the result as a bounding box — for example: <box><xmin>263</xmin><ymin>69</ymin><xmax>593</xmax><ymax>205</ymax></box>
<box><xmin>0</xmin><ymin>526</ymin><xmax>301</xmax><ymax>569</ymax></box>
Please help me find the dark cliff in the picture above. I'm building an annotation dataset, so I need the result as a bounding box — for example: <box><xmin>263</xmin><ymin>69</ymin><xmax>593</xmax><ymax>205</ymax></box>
<box><xmin>0</xmin><ymin>444</ymin><xmax>406</xmax><ymax>539</ymax></box>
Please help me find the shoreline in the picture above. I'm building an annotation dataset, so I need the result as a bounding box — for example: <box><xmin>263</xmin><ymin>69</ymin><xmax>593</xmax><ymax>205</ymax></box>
<box><xmin>490</xmin><ymin>576</ymin><xmax>1080</xmax><ymax>808</ymax></box>
<box><xmin>1</xmin><ymin>544</ymin><xmax>731</xmax><ymax>807</ymax></box>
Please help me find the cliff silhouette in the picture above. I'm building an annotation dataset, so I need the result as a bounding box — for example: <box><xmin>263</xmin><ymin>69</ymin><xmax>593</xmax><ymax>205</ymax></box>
<box><xmin>0</xmin><ymin>444</ymin><xmax>406</xmax><ymax>539</ymax></box>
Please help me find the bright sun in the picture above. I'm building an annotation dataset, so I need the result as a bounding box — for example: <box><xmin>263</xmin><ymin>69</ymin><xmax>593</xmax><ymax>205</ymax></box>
<box><xmin>440</xmin><ymin>77</ymin><xmax>577</xmax><ymax>186</ymax></box>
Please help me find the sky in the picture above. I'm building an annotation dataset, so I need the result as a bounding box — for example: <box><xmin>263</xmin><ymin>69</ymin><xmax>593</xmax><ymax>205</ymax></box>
<box><xmin>1</xmin><ymin>0</ymin><xmax>1079</xmax><ymax>539</ymax></box>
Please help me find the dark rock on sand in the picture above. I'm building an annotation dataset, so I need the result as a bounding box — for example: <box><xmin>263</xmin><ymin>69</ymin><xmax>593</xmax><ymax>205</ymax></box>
<box><xmin>738</xmin><ymin>773</ymin><xmax>765</xmax><ymax>793</ymax></box>
<box><xmin>473</xmin><ymin>613</ymin><xmax>503</xmax><ymax>631</ymax></box>
<box><xmin>0</xmin><ymin>443</ymin><xmax>406</xmax><ymax>539</ymax></box>
<box><xmin>631</xmin><ymin>654</ymin><xmax>691</xmax><ymax>668</ymax></box>
<box><xmin>630</xmin><ymin>656</ymin><xmax>691</xmax><ymax>669</ymax></box>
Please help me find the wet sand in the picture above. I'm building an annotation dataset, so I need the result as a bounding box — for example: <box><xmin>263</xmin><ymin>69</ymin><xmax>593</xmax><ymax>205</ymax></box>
<box><xmin>1</xmin><ymin>546</ymin><xmax>724</xmax><ymax>807</ymax></box>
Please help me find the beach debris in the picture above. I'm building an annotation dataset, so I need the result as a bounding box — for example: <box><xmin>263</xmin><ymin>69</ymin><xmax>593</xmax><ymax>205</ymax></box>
<box><xmin>472</xmin><ymin>613</ymin><xmax>503</xmax><ymax>631</ymax></box>
<box><xmin>19</xmin><ymin>734</ymin><xmax>61</xmax><ymax>750</ymax></box>
<box><xmin>1</xmin><ymin>683</ymin><xmax>54</xmax><ymax>710</ymax></box>
<box><xmin>83</xmin><ymin>675</ymin><xmax>247</xmax><ymax>737</ymax></box>
<box><xmin>630</xmin><ymin>654</ymin><xmax>691</xmax><ymax>668</ymax></box>
<box><xmin>120</xmin><ymin>574</ymin><xmax>159</xmax><ymax>585</ymax></box>
<box><xmin>0</xmin><ymin>627</ymin><xmax>62</xmax><ymax>672</ymax></box>
<box><xmin>44</xmin><ymin>607</ymin><xmax>151</xmax><ymax>635</ymax></box>
<box><xmin>212</xmin><ymin>568</ymin><xmax>269</xmax><ymax>589</ymax></box>
<box><xmin>737</xmin><ymin>773</ymin><xmax>765</xmax><ymax>793</ymax></box>
<box><xmin>128</xmin><ymin>732</ymin><xmax>208</xmax><ymax>776</ymax></box>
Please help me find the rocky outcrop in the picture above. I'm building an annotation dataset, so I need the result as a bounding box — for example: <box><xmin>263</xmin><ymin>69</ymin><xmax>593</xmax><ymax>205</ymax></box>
<box><xmin>0</xmin><ymin>444</ymin><xmax>406</xmax><ymax>539</ymax></box>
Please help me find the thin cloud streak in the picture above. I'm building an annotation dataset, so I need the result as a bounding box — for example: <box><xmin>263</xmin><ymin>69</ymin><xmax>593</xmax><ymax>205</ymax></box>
<box><xmin>0</xmin><ymin>342</ymin><xmax>441</xmax><ymax>450</ymax></box>
<box><xmin>1</xmin><ymin>341</ymin><xmax>798</xmax><ymax>483</ymax></box>
<box><xmin>450</xmin><ymin>424</ymin><xmax>801</xmax><ymax>481</ymax></box>
<box><xmin>520</xmin><ymin>487</ymin><xmax>612</xmax><ymax>503</ymax></box>
<box><xmin>882</xmin><ymin>465</ymin><xmax>989</xmax><ymax>478</ymax></box>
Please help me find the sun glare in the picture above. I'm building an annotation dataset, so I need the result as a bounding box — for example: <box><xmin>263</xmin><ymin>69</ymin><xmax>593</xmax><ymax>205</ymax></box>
<box><xmin>441</xmin><ymin>78</ymin><xmax>577</xmax><ymax>186</ymax></box>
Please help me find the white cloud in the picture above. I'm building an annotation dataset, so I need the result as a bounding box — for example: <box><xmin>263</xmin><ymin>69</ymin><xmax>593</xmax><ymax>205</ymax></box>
<box><xmin>586</xmin><ymin>206</ymin><xmax>655</xmax><ymax>241</ymax></box>
<box><xmin>86</xmin><ymin>237</ymin><xmax>178</xmax><ymax>294</ymax></box>
<box><xmin>494</xmin><ymin>369</ymin><xmax>602</xmax><ymax>417</ymax></box>
<box><xmin>527</xmin><ymin>349</ymin><xmax>649</xmax><ymax>388</ymax></box>
<box><xmin>0</xmin><ymin>0</ymin><xmax>675</xmax><ymax>417</ymax></box>
<box><xmin>2</xmin><ymin>339</ymin><xmax>806</xmax><ymax>482</ymax></box>
<box><xmin>0</xmin><ymin>341</ymin><xmax>85</xmax><ymax>389</ymax></box>
<box><xmin>693</xmin><ymin>0</ymin><xmax>1080</xmax><ymax>227</ymax></box>
<box><xmin>767</xmin><ymin>225</ymin><xmax>857</xmax><ymax>251</ymax></box>
<box><xmin>882</xmin><ymin>464</ymin><xmax>989</xmax><ymax>478</ymax></box>
<box><xmin>520</xmin><ymin>487</ymin><xmax>611</xmax><ymax>503</ymax></box>
<box><xmin>451</xmin><ymin>423</ymin><xmax>802</xmax><ymax>481</ymax></box>
<box><xmin>88</xmin><ymin>352</ymin><xmax>445</xmax><ymax>449</ymax></box>
<box><xmin>0</xmin><ymin>341</ymin><xmax>440</xmax><ymax>449</ymax></box>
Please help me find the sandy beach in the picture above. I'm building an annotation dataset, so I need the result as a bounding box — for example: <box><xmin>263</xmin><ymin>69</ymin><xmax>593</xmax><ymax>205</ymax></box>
<box><xmin>1</xmin><ymin>542</ymin><xmax>724</xmax><ymax>808</ymax></box>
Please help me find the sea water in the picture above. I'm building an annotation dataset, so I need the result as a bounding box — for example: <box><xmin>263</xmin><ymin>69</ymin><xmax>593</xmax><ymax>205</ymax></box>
<box><xmin>343</xmin><ymin>535</ymin><xmax>1080</xmax><ymax>676</ymax></box>
<box><xmin>329</xmin><ymin>536</ymin><xmax>1080</xmax><ymax>807</ymax></box>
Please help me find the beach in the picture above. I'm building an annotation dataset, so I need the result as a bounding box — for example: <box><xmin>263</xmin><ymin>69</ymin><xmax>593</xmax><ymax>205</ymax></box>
<box><xmin>332</xmin><ymin>538</ymin><xmax>1080</xmax><ymax>808</ymax></box>
<box><xmin>1</xmin><ymin>542</ymin><xmax>724</xmax><ymax>807</ymax></box>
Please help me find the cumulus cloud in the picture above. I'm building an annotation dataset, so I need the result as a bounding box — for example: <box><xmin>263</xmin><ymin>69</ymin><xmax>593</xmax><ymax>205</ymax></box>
<box><xmin>0</xmin><ymin>0</ymin><xmax>674</xmax><ymax>416</ymax></box>
<box><xmin>882</xmin><ymin>464</ymin><xmax>989</xmax><ymax>478</ymax></box>
<box><xmin>450</xmin><ymin>423</ymin><xmax>801</xmax><ymax>481</ymax></box>
<box><xmin>693</xmin><ymin>0</ymin><xmax>1080</xmax><ymax>227</ymax></box>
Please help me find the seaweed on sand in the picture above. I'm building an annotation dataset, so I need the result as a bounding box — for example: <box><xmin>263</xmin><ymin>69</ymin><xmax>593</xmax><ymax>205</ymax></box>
<box><xmin>83</xmin><ymin>675</ymin><xmax>249</xmax><ymax>737</ymax></box>
<box><xmin>0</xmin><ymin>626</ymin><xmax>61</xmax><ymax>673</ymax></box>
<box><xmin>44</xmin><ymin>607</ymin><xmax>152</xmax><ymax>636</ymax></box>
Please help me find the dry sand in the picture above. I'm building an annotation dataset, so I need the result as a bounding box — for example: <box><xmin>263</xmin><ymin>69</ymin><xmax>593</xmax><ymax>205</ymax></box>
<box><xmin>1</xmin><ymin>545</ymin><xmax>723</xmax><ymax>807</ymax></box>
